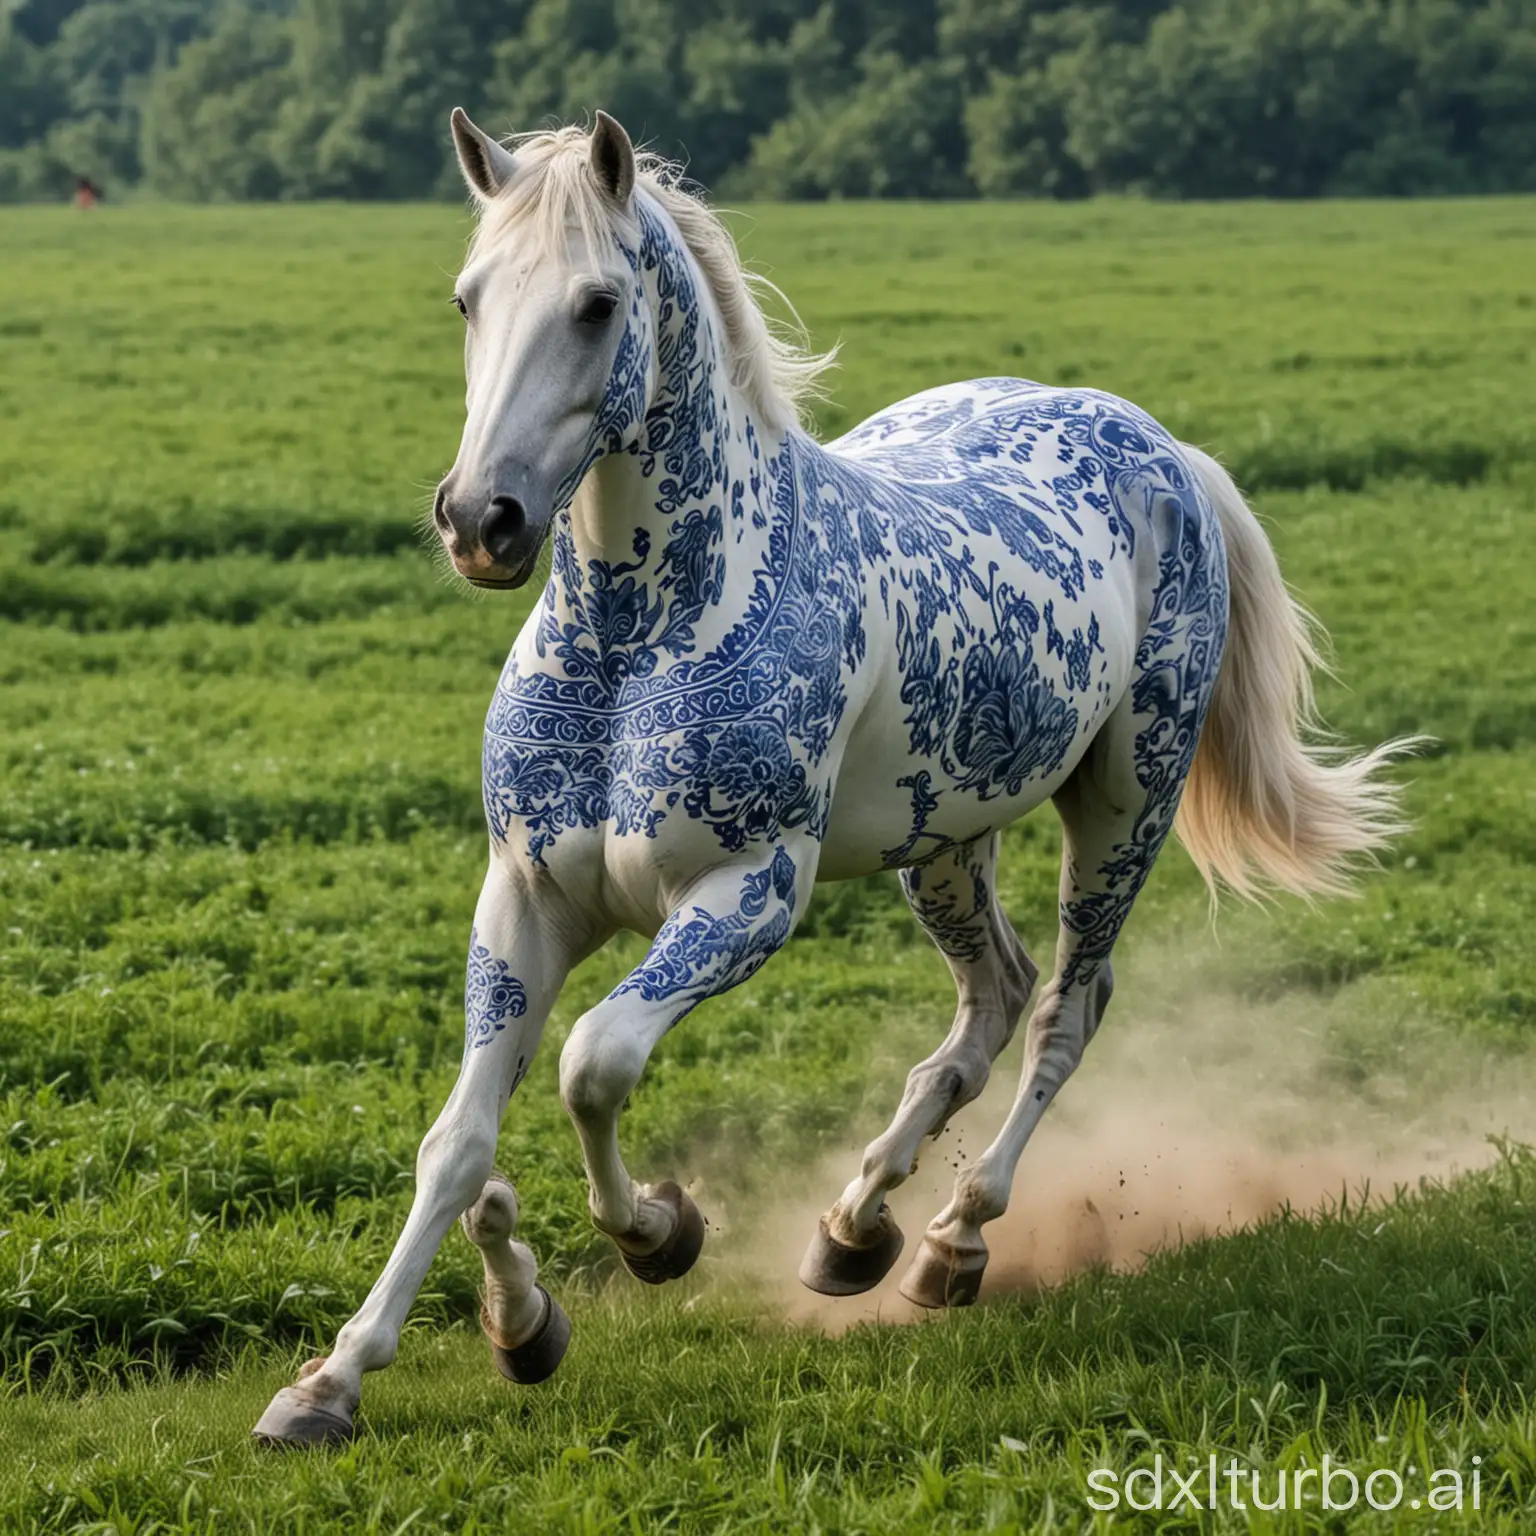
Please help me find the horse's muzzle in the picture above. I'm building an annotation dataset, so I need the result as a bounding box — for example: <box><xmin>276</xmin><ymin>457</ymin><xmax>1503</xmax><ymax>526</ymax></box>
<box><xmin>434</xmin><ymin>477</ymin><xmax>548</xmax><ymax>589</ymax></box>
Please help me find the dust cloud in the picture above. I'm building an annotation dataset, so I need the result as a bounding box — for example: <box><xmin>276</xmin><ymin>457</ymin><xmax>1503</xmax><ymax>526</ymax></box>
<box><xmin>697</xmin><ymin>932</ymin><xmax>1533</xmax><ymax>1329</ymax></box>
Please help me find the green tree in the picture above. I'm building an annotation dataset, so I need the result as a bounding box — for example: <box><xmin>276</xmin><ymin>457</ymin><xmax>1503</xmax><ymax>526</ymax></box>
<box><xmin>7</xmin><ymin>0</ymin><xmax>94</xmax><ymax>46</ymax></box>
<box><xmin>3</xmin><ymin>0</ymin><xmax>1536</xmax><ymax>201</ymax></box>
<box><xmin>43</xmin><ymin>0</ymin><xmax>208</xmax><ymax>182</ymax></box>
<box><xmin>139</xmin><ymin>8</ymin><xmax>291</xmax><ymax>199</ymax></box>
<box><xmin>743</xmin><ymin>52</ymin><xmax>969</xmax><ymax>197</ymax></box>
<box><xmin>682</xmin><ymin>19</ymin><xmax>792</xmax><ymax>185</ymax></box>
<box><xmin>0</xmin><ymin>18</ymin><xmax>63</xmax><ymax>148</ymax></box>
<box><xmin>1062</xmin><ymin>0</ymin><xmax>1411</xmax><ymax>197</ymax></box>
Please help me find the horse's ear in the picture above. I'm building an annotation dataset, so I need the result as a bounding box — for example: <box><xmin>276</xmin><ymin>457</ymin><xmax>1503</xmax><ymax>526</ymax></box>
<box><xmin>451</xmin><ymin>107</ymin><xmax>517</xmax><ymax>201</ymax></box>
<box><xmin>589</xmin><ymin>110</ymin><xmax>635</xmax><ymax>206</ymax></box>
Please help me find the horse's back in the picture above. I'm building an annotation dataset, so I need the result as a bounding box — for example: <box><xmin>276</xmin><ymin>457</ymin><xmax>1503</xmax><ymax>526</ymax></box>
<box><xmin>830</xmin><ymin>375</ymin><xmax>1224</xmax><ymax>638</ymax></box>
<box><xmin>833</xmin><ymin>376</ymin><xmax>1210</xmax><ymax>532</ymax></box>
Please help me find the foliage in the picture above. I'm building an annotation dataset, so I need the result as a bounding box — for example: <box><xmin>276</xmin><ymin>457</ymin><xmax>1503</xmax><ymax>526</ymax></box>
<box><xmin>0</xmin><ymin>195</ymin><xmax>1532</xmax><ymax>1524</ymax></box>
<box><xmin>3</xmin><ymin>0</ymin><xmax>1536</xmax><ymax>200</ymax></box>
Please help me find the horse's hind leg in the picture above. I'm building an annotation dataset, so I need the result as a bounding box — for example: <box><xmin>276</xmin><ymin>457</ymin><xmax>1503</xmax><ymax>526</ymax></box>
<box><xmin>898</xmin><ymin>698</ymin><xmax>1184</xmax><ymax>1308</ymax></box>
<box><xmin>800</xmin><ymin>835</ymin><xmax>1037</xmax><ymax>1296</ymax></box>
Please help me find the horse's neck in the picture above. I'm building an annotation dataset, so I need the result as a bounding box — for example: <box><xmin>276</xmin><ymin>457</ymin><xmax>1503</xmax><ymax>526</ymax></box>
<box><xmin>559</xmin><ymin>388</ymin><xmax>771</xmax><ymax>574</ymax></box>
<box><xmin>543</xmin><ymin>247</ymin><xmax>788</xmax><ymax>671</ymax></box>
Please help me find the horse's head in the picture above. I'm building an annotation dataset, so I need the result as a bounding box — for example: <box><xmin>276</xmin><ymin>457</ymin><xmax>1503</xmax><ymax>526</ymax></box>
<box><xmin>433</xmin><ymin>110</ymin><xmax>653</xmax><ymax>589</ymax></box>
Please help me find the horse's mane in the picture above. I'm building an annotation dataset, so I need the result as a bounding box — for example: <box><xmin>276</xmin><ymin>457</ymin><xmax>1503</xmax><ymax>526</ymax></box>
<box><xmin>464</xmin><ymin>125</ymin><xmax>835</xmax><ymax>434</ymax></box>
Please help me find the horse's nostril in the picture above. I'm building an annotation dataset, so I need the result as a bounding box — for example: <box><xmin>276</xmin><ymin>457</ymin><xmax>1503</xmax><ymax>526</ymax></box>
<box><xmin>432</xmin><ymin>488</ymin><xmax>452</xmax><ymax>534</ymax></box>
<box><xmin>483</xmin><ymin>495</ymin><xmax>527</xmax><ymax>563</ymax></box>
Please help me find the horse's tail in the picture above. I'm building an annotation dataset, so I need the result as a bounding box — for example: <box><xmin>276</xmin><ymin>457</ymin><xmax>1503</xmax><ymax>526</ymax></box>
<box><xmin>1174</xmin><ymin>445</ymin><xmax>1422</xmax><ymax>902</ymax></box>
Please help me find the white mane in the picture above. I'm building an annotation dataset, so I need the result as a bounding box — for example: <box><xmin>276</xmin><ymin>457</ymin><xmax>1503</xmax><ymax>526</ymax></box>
<box><xmin>464</xmin><ymin>125</ymin><xmax>836</xmax><ymax>434</ymax></box>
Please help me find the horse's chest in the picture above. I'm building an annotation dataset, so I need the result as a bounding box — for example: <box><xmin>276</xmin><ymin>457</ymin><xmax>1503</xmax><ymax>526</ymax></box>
<box><xmin>480</xmin><ymin>451</ymin><xmax>873</xmax><ymax>869</ymax></box>
<box><xmin>481</xmin><ymin>625</ymin><xmax>859</xmax><ymax>868</ymax></box>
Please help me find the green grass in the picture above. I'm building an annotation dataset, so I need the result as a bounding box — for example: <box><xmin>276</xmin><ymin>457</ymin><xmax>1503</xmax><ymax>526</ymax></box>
<box><xmin>0</xmin><ymin>196</ymin><xmax>1534</xmax><ymax>1531</ymax></box>
<box><xmin>8</xmin><ymin>1156</ymin><xmax>1536</xmax><ymax>1531</ymax></box>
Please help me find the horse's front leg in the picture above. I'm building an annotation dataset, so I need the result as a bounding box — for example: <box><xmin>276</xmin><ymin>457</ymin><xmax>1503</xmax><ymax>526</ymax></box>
<box><xmin>560</xmin><ymin>841</ymin><xmax>813</xmax><ymax>1281</ymax></box>
<box><xmin>253</xmin><ymin>861</ymin><xmax>583</xmax><ymax>1446</ymax></box>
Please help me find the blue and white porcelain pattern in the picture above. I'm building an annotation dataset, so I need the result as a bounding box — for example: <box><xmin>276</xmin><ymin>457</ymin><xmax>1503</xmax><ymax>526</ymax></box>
<box><xmin>480</xmin><ymin>215</ymin><xmax>1225</xmax><ymax>920</ymax></box>
<box><xmin>614</xmin><ymin>844</ymin><xmax>799</xmax><ymax>1019</ymax></box>
<box><xmin>464</xmin><ymin>925</ymin><xmax>528</xmax><ymax>1050</ymax></box>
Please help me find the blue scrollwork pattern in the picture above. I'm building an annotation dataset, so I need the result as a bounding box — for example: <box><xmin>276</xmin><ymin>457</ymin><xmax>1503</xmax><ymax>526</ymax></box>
<box><xmin>464</xmin><ymin>926</ymin><xmax>529</xmax><ymax>1051</ymax></box>
<box><xmin>613</xmin><ymin>846</ymin><xmax>799</xmax><ymax>1021</ymax></box>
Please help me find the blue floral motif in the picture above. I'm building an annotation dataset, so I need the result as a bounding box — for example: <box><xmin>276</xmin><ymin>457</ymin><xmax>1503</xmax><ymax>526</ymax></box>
<box><xmin>465</xmin><ymin>926</ymin><xmax>528</xmax><ymax>1051</ymax></box>
<box><xmin>679</xmin><ymin>719</ymin><xmax>805</xmax><ymax>847</ymax></box>
<box><xmin>482</xmin><ymin>209</ymin><xmax>870</xmax><ymax>862</ymax></box>
<box><xmin>950</xmin><ymin>643</ymin><xmax>1077</xmax><ymax>801</ymax></box>
<box><xmin>614</xmin><ymin>847</ymin><xmax>800</xmax><ymax>1019</ymax></box>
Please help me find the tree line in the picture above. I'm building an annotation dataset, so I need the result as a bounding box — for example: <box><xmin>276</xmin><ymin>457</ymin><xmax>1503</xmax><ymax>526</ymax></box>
<box><xmin>3</xmin><ymin>0</ymin><xmax>1534</xmax><ymax>202</ymax></box>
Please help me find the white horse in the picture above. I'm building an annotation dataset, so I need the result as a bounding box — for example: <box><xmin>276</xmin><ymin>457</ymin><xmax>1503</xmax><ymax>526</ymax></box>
<box><xmin>255</xmin><ymin>111</ymin><xmax>1413</xmax><ymax>1445</ymax></box>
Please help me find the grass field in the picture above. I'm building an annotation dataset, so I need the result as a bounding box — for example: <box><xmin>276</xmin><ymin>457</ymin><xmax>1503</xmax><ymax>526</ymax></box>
<box><xmin>1</xmin><ymin>195</ymin><xmax>1534</xmax><ymax>1532</ymax></box>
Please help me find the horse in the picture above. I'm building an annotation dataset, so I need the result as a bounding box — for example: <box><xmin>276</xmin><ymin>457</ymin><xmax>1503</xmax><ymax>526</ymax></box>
<box><xmin>254</xmin><ymin>110</ymin><xmax>1414</xmax><ymax>1445</ymax></box>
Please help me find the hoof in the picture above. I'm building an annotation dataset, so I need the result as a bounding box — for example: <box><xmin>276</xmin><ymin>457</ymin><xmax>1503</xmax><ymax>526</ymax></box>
<box><xmin>798</xmin><ymin>1206</ymin><xmax>904</xmax><ymax>1297</ymax></box>
<box><xmin>484</xmin><ymin>1286</ymin><xmax>571</xmax><ymax>1385</ymax></box>
<box><xmin>619</xmin><ymin>1181</ymin><xmax>705</xmax><ymax>1285</ymax></box>
<box><xmin>897</xmin><ymin>1235</ymin><xmax>987</xmax><ymax>1309</ymax></box>
<box><xmin>252</xmin><ymin>1385</ymin><xmax>355</xmax><ymax>1448</ymax></box>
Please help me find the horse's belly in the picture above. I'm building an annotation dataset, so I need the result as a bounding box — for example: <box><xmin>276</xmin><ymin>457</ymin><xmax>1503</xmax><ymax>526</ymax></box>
<box><xmin>816</xmin><ymin>761</ymin><xmax>1076</xmax><ymax>882</ymax></box>
<box><xmin>816</xmin><ymin>569</ymin><xmax>1136</xmax><ymax>880</ymax></box>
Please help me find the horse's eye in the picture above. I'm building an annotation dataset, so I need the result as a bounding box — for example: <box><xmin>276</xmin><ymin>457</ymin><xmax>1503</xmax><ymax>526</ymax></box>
<box><xmin>451</xmin><ymin>294</ymin><xmax>468</xmax><ymax>320</ymax></box>
<box><xmin>577</xmin><ymin>291</ymin><xmax>618</xmax><ymax>325</ymax></box>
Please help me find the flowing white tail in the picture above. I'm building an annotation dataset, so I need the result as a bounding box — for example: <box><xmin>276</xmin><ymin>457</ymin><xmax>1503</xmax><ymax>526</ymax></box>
<box><xmin>1175</xmin><ymin>446</ymin><xmax>1420</xmax><ymax>901</ymax></box>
